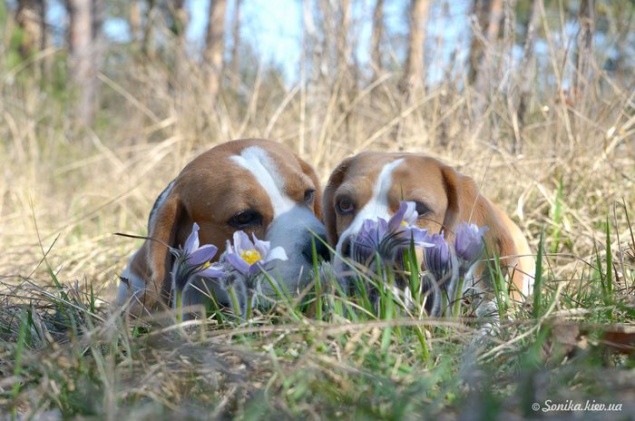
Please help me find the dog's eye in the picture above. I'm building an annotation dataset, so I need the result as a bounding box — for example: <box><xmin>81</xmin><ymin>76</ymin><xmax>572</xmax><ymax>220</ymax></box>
<box><xmin>228</xmin><ymin>210</ymin><xmax>262</xmax><ymax>228</ymax></box>
<box><xmin>414</xmin><ymin>201</ymin><xmax>432</xmax><ymax>216</ymax></box>
<box><xmin>336</xmin><ymin>197</ymin><xmax>355</xmax><ymax>215</ymax></box>
<box><xmin>304</xmin><ymin>188</ymin><xmax>316</xmax><ymax>204</ymax></box>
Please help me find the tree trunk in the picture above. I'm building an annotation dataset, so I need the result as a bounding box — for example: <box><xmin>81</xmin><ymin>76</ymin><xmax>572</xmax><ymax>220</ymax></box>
<box><xmin>15</xmin><ymin>0</ymin><xmax>46</xmax><ymax>60</ymax></box>
<box><xmin>168</xmin><ymin>0</ymin><xmax>188</xmax><ymax>83</ymax></box>
<box><xmin>129</xmin><ymin>0</ymin><xmax>141</xmax><ymax>44</ymax></box>
<box><xmin>230</xmin><ymin>0</ymin><xmax>242</xmax><ymax>91</ymax></box>
<box><xmin>470</xmin><ymin>0</ymin><xmax>503</xmax><ymax>119</ymax></box>
<box><xmin>485</xmin><ymin>0</ymin><xmax>503</xmax><ymax>50</ymax></box>
<box><xmin>468</xmin><ymin>0</ymin><xmax>488</xmax><ymax>85</ymax></box>
<box><xmin>67</xmin><ymin>0</ymin><xmax>98</xmax><ymax>127</ymax></box>
<box><xmin>484</xmin><ymin>0</ymin><xmax>503</xmax><ymax>78</ymax></box>
<box><xmin>608</xmin><ymin>4</ymin><xmax>631</xmax><ymax>88</ymax></box>
<box><xmin>204</xmin><ymin>0</ymin><xmax>227</xmax><ymax>104</ymax></box>
<box><xmin>370</xmin><ymin>0</ymin><xmax>384</xmax><ymax>81</ymax></box>
<box><xmin>400</xmin><ymin>0</ymin><xmax>430</xmax><ymax>96</ymax></box>
<box><xmin>468</xmin><ymin>0</ymin><xmax>504</xmax><ymax>84</ymax></box>
<box><xmin>574</xmin><ymin>0</ymin><xmax>595</xmax><ymax>103</ymax></box>
<box><xmin>170</xmin><ymin>0</ymin><xmax>188</xmax><ymax>39</ymax></box>
<box><xmin>141</xmin><ymin>0</ymin><xmax>156</xmax><ymax>57</ymax></box>
<box><xmin>301</xmin><ymin>0</ymin><xmax>318</xmax><ymax>84</ymax></box>
<box><xmin>516</xmin><ymin>0</ymin><xmax>541</xmax><ymax>137</ymax></box>
<box><xmin>91</xmin><ymin>0</ymin><xmax>105</xmax><ymax>81</ymax></box>
<box><xmin>336</xmin><ymin>0</ymin><xmax>351</xmax><ymax>73</ymax></box>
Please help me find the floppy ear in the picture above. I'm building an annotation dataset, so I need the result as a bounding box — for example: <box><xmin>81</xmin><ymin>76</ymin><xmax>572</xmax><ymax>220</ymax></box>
<box><xmin>298</xmin><ymin>157</ymin><xmax>323</xmax><ymax>220</ymax></box>
<box><xmin>439</xmin><ymin>164</ymin><xmax>462</xmax><ymax>232</ymax></box>
<box><xmin>142</xmin><ymin>190</ymin><xmax>186</xmax><ymax>310</ymax></box>
<box><xmin>441</xmin><ymin>165</ymin><xmax>534</xmax><ymax>301</ymax></box>
<box><xmin>440</xmin><ymin>164</ymin><xmax>497</xmax><ymax>234</ymax></box>
<box><xmin>486</xmin><ymin>205</ymin><xmax>536</xmax><ymax>300</ymax></box>
<box><xmin>323</xmin><ymin>157</ymin><xmax>353</xmax><ymax>247</ymax></box>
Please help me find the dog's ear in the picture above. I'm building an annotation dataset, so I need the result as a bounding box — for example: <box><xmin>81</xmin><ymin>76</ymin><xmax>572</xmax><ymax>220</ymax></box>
<box><xmin>485</xmin><ymin>205</ymin><xmax>535</xmax><ymax>300</ymax></box>
<box><xmin>298</xmin><ymin>157</ymin><xmax>323</xmax><ymax>220</ymax></box>
<box><xmin>142</xmin><ymin>188</ymin><xmax>186</xmax><ymax>310</ymax></box>
<box><xmin>440</xmin><ymin>164</ymin><xmax>495</xmax><ymax>234</ymax></box>
<box><xmin>441</xmin><ymin>165</ymin><xmax>534</xmax><ymax>300</ymax></box>
<box><xmin>323</xmin><ymin>157</ymin><xmax>353</xmax><ymax>246</ymax></box>
<box><xmin>439</xmin><ymin>164</ymin><xmax>462</xmax><ymax>232</ymax></box>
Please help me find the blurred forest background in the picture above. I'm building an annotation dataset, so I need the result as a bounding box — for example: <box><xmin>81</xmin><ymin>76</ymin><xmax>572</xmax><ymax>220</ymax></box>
<box><xmin>3</xmin><ymin>0</ymin><xmax>633</xmax><ymax>140</ymax></box>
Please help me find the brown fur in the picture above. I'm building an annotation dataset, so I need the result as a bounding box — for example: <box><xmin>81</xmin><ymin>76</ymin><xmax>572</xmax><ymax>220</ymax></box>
<box><xmin>323</xmin><ymin>152</ymin><xmax>534</xmax><ymax>301</ymax></box>
<box><xmin>128</xmin><ymin>139</ymin><xmax>322</xmax><ymax>312</ymax></box>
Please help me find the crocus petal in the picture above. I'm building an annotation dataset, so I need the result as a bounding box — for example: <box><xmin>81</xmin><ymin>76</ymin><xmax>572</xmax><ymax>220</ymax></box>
<box><xmin>184</xmin><ymin>222</ymin><xmax>200</xmax><ymax>253</ymax></box>
<box><xmin>199</xmin><ymin>262</ymin><xmax>227</xmax><ymax>279</ymax></box>
<box><xmin>265</xmin><ymin>246</ymin><xmax>288</xmax><ymax>263</ymax></box>
<box><xmin>225</xmin><ymin>239</ymin><xmax>235</xmax><ymax>255</ymax></box>
<box><xmin>240</xmin><ymin>231</ymin><xmax>256</xmax><ymax>252</ymax></box>
<box><xmin>388</xmin><ymin>202</ymin><xmax>408</xmax><ymax>231</ymax></box>
<box><xmin>252</xmin><ymin>234</ymin><xmax>271</xmax><ymax>258</ymax></box>
<box><xmin>409</xmin><ymin>227</ymin><xmax>433</xmax><ymax>248</ymax></box>
<box><xmin>233</xmin><ymin>230</ymin><xmax>253</xmax><ymax>254</ymax></box>
<box><xmin>388</xmin><ymin>201</ymin><xmax>419</xmax><ymax>231</ymax></box>
<box><xmin>225</xmin><ymin>253</ymin><xmax>251</xmax><ymax>275</ymax></box>
<box><xmin>402</xmin><ymin>201</ymin><xmax>418</xmax><ymax>226</ymax></box>
<box><xmin>424</xmin><ymin>232</ymin><xmax>453</xmax><ymax>280</ymax></box>
<box><xmin>353</xmin><ymin>220</ymin><xmax>382</xmax><ymax>260</ymax></box>
<box><xmin>360</xmin><ymin>219</ymin><xmax>379</xmax><ymax>235</ymax></box>
<box><xmin>359</xmin><ymin>220</ymin><xmax>382</xmax><ymax>248</ymax></box>
<box><xmin>454</xmin><ymin>222</ymin><xmax>489</xmax><ymax>264</ymax></box>
<box><xmin>247</xmin><ymin>263</ymin><xmax>262</xmax><ymax>276</ymax></box>
<box><xmin>187</xmin><ymin>244</ymin><xmax>218</xmax><ymax>266</ymax></box>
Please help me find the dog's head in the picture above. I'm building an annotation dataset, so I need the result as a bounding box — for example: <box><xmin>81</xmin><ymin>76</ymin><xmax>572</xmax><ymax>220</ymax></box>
<box><xmin>323</xmin><ymin>151</ymin><xmax>534</xmax><ymax>300</ymax></box>
<box><xmin>121</xmin><ymin>139</ymin><xmax>328</xmax><ymax>312</ymax></box>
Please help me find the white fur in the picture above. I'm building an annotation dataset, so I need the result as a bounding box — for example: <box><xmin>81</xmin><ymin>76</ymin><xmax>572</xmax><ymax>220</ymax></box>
<box><xmin>116</xmin><ymin>250</ymin><xmax>147</xmax><ymax>308</ymax></box>
<box><xmin>230</xmin><ymin>146</ymin><xmax>325</xmax><ymax>293</ymax></box>
<box><xmin>336</xmin><ymin>158</ymin><xmax>404</xmax><ymax>257</ymax></box>
<box><xmin>230</xmin><ymin>147</ymin><xmax>295</xmax><ymax>217</ymax></box>
<box><xmin>265</xmin><ymin>205</ymin><xmax>326</xmax><ymax>293</ymax></box>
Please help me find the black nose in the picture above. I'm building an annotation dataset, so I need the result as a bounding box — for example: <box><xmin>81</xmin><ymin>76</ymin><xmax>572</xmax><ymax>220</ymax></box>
<box><xmin>302</xmin><ymin>234</ymin><xmax>331</xmax><ymax>262</ymax></box>
<box><xmin>341</xmin><ymin>237</ymin><xmax>351</xmax><ymax>257</ymax></box>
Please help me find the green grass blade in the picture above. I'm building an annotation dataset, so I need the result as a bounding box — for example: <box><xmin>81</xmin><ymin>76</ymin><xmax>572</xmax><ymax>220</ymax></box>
<box><xmin>532</xmin><ymin>229</ymin><xmax>544</xmax><ymax>319</ymax></box>
<box><xmin>11</xmin><ymin>309</ymin><xmax>29</xmax><ymax>416</ymax></box>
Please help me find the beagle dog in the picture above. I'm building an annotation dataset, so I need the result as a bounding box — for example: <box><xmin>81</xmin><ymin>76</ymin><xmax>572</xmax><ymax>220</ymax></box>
<box><xmin>117</xmin><ymin>139</ymin><xmax>328</xmax><ymax>316</ymax></box>
<box><xmin>323</xmin><ymin>151</ymin><xmax>535</xmax><ymax>317</ymax></box>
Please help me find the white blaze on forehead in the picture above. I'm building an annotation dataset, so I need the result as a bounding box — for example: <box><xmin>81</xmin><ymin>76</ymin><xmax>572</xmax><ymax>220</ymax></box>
<box><xmin>230</xmin><ymin>146</ymin><xmax>296</xmax><ymax>217</ymax></box>
<box><xmin>336</xmin><ymin>158</ymin><xmax>404</xmax><ymax>253</ymax></box>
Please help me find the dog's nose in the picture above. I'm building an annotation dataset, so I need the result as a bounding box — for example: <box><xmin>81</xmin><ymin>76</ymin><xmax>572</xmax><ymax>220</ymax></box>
<box><xmin>340</xmin><ymin>237</ymin><xmax>351</xmax><ymax>258</ymax></box>
<box><xmin>302</xmin><ymin>234</ymin><xmax>331</xmax><ymax>262</ymax></box>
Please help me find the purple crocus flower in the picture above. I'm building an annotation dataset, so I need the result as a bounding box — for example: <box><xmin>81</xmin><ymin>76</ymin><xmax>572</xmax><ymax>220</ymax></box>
<box><xmin>422</xmin><ymin>232</ymin><xmax>458</xmax><ymax>287</ymax></box>
<box><xmin>388</xmin><ymin>200</ymin><xmax>419</xmax><ymax>231</ymax></box>
<box><xmin>351</xmin><ymin>201</ymin><xmax>430</xmax><ymax>264</ymax></box>
<box><xmin>171</xmin><ymin>222</ymin><xmax>226</xmax><ymax>292</ymax></box>
<box><xmin>353</xmin><ymin>218</ymin><xmax>389</xmax><ymax>262</ymax></box>
<box><xmin>454</xmin><ymin>222</ymin><xmax>488</xmax><ymax>271</ymax></box>
<box><xmin>421</xmin><ymin>231</ymin><xmax>459</xmax><ymax>316</ymax></box>
<box><xmin>224</xmin><ymin>231</ymin><xmax>288</xmax><ymax>276</ymax></box>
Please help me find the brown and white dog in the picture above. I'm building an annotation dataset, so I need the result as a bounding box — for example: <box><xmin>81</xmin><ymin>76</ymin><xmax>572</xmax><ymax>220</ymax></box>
<box><xmin>323</xmin><ymin>151</ymin><xmax>535</xmax><ymax>317</ymax></box>
<box><xmin>117</xmin><ymin>139</ymin><xmax>328</xmax><ymax>316</ymax></box>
